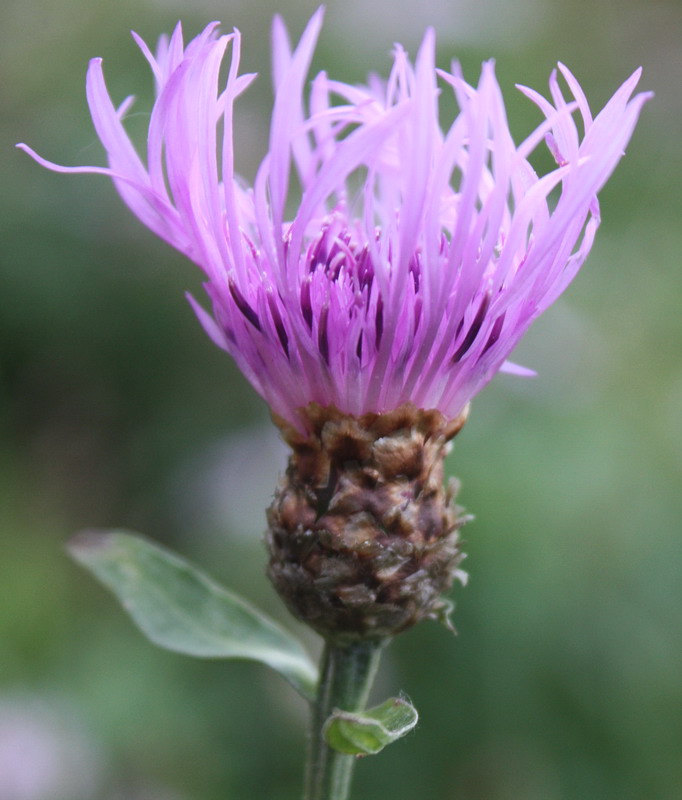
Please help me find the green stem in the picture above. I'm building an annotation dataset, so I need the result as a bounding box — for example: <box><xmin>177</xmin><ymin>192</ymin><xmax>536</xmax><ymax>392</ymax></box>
<box><xmin>304</xmin><ymin>639</ymin><xmax>383</xmax><ymax>800</ymax></box>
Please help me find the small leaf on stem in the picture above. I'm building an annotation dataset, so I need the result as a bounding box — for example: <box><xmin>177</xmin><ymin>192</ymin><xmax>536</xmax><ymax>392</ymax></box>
<box><xmin>323</xmin><ymin>696</ymin><xmax>418</xmax><ymax>756</ymax></box>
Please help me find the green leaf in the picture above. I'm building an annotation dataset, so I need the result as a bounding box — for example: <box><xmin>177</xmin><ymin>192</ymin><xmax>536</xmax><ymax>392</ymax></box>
<box><xmin>67</xmin><ymin>530</ymin><xmax>318</xmax><ymax>700</ymax></box>
<box><xmin>323</xmin><ymin>696</ymin><xmax>418</xmax><ymax>756</ymax></box>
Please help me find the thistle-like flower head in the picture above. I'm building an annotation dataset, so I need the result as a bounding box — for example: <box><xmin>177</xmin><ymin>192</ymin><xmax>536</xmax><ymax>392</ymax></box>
<box><xmin>20</xmin><ymin>9</ymin><xmax>650</xmax><ymax>430</ymax></box>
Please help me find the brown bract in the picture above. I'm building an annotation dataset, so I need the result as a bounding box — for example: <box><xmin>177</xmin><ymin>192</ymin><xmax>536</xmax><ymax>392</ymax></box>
<box><xmin>266</xmin><ymin>403</ymin><xmax>470</xmax><ymax>641</ymax></box>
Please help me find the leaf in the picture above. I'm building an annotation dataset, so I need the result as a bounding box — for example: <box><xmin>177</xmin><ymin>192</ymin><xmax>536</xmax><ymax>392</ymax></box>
<box><xmin>323</xmin><ymin>696</ymin><xmax>419</xmax><ymax>756</ymax></box>
<box><xmin>67</xmin><ymin>530</ymin><xmax>318</xmax><ymax>700</ymax></box>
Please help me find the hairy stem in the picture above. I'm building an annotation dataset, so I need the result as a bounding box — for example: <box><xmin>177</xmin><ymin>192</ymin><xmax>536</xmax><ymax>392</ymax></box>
<box><xmin>304</xmin><ymin>639</ymin><xmax>383</xmax><ymax>800</ymax></box>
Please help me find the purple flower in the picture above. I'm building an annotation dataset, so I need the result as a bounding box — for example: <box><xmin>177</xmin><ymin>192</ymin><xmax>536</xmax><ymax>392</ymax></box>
<box><xmin>19</xmin><ymin>9</ymin><xmax>650</xmax><ymax>430</ymax></box>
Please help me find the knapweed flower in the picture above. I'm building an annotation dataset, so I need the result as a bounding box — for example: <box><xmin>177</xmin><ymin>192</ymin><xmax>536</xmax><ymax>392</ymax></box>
<box><xmin>19</xmin><ymin>9</ymin><xmax>649</xmax><ymax>432</ymax></box>
<box><xmin>20</xmin><ymin>10</ymin><xmax>649</xmax><ymax>638</ymax></box>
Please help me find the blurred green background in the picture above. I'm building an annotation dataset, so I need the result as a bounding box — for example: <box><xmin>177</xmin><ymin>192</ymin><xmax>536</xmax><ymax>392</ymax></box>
<box><xmin>1</xmin><ymin>0</ymin><xmax>680</xmax><ymax>798</ymax></box>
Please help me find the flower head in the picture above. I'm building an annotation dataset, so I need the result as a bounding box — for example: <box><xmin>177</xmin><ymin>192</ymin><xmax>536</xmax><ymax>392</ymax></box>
<box><xmin>20</xmin><ymin>9</ymin><xmax>650</xmax><ymax>430</ymax></box>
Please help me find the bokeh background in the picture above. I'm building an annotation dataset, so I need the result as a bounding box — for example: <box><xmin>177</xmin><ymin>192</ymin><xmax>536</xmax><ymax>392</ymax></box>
<box><xmin>2</xmin><ymin>0</ymin><xmax>681</xmax><ymax>798</ymax></box>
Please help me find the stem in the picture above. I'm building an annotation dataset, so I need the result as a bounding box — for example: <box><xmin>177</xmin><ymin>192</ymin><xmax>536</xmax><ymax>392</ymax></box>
<box><xmin>304</xmin><ymin>639</ymin><xmax>383</xmax><ymax>800</ymax></box>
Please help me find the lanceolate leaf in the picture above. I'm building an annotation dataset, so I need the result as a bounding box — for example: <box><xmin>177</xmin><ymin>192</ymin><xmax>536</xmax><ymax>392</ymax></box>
<box><xmin>323</xmin><ymin>697</ymin><xmax>419</xmax><ymax>756</ymax></box>
<box><xmin>68</xmin><ymin>530</ymin><xmax>318</xmax><ymax>700</ymax></box>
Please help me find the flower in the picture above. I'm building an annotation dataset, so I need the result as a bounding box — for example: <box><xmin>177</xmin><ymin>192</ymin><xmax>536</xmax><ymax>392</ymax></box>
<box><xmin>19</xmin><ymin>9</ymin><xmax>650</xmax><ymax>431</ymax></box>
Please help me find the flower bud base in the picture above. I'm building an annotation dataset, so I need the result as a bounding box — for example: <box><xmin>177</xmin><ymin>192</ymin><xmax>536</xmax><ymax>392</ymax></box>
<box><xmin>266</xmin><ymin>403</ymin><xmax>469</xmax><ymax>640</ymax></box>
